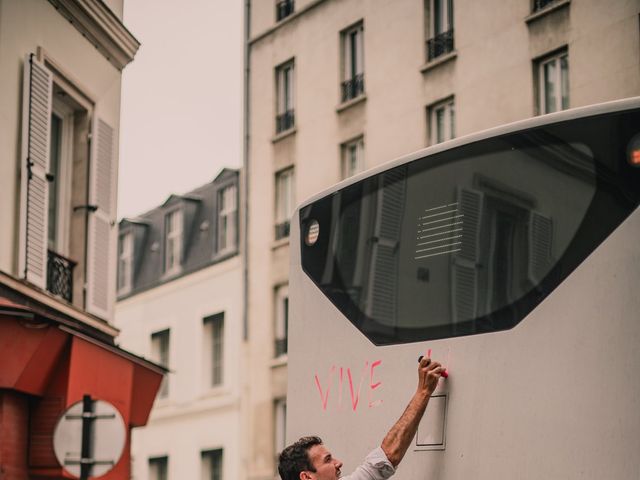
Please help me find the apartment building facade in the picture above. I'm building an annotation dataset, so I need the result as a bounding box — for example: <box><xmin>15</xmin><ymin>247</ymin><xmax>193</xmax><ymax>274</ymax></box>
<box><xmin>114</xmin><ymin>169</ymin><xmax>243</xmax><ymax>480</ymax></box>
<box><xmin>245</xmin><ymin>0</ymin><xmax>639</xmax><ymax>478</ymax></box>
<box><xmin>0</xmin><ymin>0</ymin><xmax>164</xmax><ymax>478</ymax></box>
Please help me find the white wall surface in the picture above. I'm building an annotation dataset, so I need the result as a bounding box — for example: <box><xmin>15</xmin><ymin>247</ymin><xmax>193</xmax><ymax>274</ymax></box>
<box><xmin>115</xmin><ymin>257</ymin><xmax>244</xmax><ymax>479</ymax></box>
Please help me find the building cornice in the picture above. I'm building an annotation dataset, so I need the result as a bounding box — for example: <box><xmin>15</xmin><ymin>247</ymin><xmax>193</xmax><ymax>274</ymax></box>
<box><xmin>48</xmin><ymin>0</ymin><xmax>140</xmax><ymax>70</ymax></box>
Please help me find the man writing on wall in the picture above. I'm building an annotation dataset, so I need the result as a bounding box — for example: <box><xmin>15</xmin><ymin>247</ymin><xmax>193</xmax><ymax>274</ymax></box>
<box><xmin>278</xmin><ymin>355</ymin><xmax>446</xmax><ymax>480</ymax></box>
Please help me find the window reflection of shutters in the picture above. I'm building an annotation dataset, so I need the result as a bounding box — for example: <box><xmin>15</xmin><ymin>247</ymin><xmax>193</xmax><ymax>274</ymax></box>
<box><xmin>458</xmin><ymin>188</ymin><xmax>483</xmax><ymax>263</ymax></box>
<box><xmin>18</xmin><ymin>54</ymin><xmax>53</xmax><ymax>290</ymax></box>
<box><xmin>86</xmin><ymin>118</ymin><xmax>116</xmax><ymax>319</ymax></box>
<box><xmin>368</xmin><ymin>169</ymin><xmax>406</xmax><ymax>325</ymax></box>
<box><xmin>452</xmin><ymin>188</ymin><xmax>484</xmax><ymax>324</ymax></box>
<box><xmin>528</xmin><ymin>211</ymin><xmax>553</xmax><ymax>283</ymax></box>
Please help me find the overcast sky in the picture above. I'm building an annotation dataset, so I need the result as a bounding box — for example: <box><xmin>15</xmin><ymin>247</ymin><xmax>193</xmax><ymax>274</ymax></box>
<box><xmin>117</xmin><ymin>0</ymin><xmax>244</xmax><ymax>219</ymax></box>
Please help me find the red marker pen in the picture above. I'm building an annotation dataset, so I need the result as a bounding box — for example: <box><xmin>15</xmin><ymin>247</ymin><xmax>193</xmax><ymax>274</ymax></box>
<box><xmin>418</xmin><ymin>355</ymin><xmax>449</xmax><ymax>378</ymax></box>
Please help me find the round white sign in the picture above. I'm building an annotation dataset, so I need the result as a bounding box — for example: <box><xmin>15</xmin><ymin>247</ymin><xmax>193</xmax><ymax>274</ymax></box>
<box><xmin>53</xmin><ymin>399</ymin><xmax>126</xmax><ymax>478</ymax></box>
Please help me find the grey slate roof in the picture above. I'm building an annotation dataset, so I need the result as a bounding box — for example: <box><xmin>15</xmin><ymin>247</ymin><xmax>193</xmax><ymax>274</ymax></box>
<box><xmin>117</xmin><ymin>168</ymin><xmax>240</xmax><ymax>300</ymax></box>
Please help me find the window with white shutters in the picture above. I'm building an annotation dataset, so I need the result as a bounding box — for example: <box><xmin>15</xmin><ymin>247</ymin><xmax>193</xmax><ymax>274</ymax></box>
<box><xmin>19</xmin><ymin>53</ymin><xmax>115</xmax><ymax>318</ymax></box>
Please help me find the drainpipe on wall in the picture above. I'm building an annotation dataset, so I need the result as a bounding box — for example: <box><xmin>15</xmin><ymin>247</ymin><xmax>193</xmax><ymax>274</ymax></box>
<box><xmin>242</xmin><ymin>0</ymin><xmax>251</xmax><ymax>342</ymax></box>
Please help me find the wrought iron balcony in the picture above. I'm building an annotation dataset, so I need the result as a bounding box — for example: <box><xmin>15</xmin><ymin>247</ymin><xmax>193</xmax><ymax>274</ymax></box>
<box><xmin>532</xmin><ymin>0</ymin><xmax>557</xmax><ymax>12</ymax></box>
<box><xmin>341</xmin><ymin>73</ymin><xmax>364</xmax><ymax>103</ymax></box>
<box><xmin>47</xmin><ymin>250</ymin><xmax>76</xmax><ymax>302</ymax></box>
<box><xmin>276</xmin><ymin>0</ymin><xmax>295</xmax><ymax>21</ymax></box>
<box><xmin>276</xmin><ymin>109</ymin><xmax>295</xmax><ymax>133</ymax></box>
<box><xmin>274</xmin><ymin>337</ymin><xmax>288</xmax><ymax>357</ymax></box>
<box><xmin>426</xmin><ymin>29</ymin><xmax>455</xmax><ymax>62</ymax></box>
<box><xmin>275</xmin><ymin>221</ymin><xmax>290</xmax><ymax>240</ymax></box>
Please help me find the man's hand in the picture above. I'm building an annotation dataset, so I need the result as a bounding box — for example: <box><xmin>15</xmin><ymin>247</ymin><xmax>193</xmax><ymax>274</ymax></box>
<box><xmin>380</xmin><ymin>355</ymin><xmax>447</xmax><ymax>467</ymax></box>
<box><xmin>417</xmin><ymin>356</ymin><xmax>445</xmax><ymax>398</ymax></box>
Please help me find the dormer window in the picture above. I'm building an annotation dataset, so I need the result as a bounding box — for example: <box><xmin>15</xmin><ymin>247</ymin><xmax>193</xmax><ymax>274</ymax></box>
<box><xmin>164</xmin><ymin>210</ymin><xmax>183</xmax><ymax>274</ymax></box>
<box><xmin>117</xmin><ymin>232</ymin><xmax>133</xmax><ymax>294</ymax></box>
<box><xmin>217</xmin><ymin>185</ymin><xmax>237</xmax><ymax>254</ymax></box>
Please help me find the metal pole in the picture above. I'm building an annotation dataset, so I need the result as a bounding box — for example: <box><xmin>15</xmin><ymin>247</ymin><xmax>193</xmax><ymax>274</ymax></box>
<box><xmin>80</xmin><ymin>395</ymin><xmax>94</xmax><ymax>480</ymax></box>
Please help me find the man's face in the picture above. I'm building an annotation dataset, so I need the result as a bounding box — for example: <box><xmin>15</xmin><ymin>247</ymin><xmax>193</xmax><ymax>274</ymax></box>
<box><xmin>302</xmin><ymin>444</ymin><xmax>343</xmax><ymax>480</ymax></box>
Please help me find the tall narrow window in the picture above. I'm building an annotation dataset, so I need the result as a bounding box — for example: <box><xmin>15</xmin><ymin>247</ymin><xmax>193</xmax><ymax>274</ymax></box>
<box><xmin>275</xmin><ymin>168</ymin><xmax>295</xmax><ymax>240</ymax></box>
<box><xmin>217</xmin><ymin>185</ymin><xmax>237</xmax><ymax>254</ymax></box>
<box><xmin>201</xmin><ymin>449</ymin><xmax>223</xmax><ymax>480</ymax></box>
<box><xmin>276</xmin><ymin>61</ymin><xmax>295</xmax><ymax>133</ymax></box>
<box><xmin>341</xmin><ymin>22</ymin><xmax>365</xmax><ymax>102</ymax></box>
<box><xmin>151</xmin><ymin>329</ymin><xmax>170</xmax><ymax>398</ymax></box>
<box><xmin>274</xmin><ymin>285</ymin><xmax>289</xmax><ymax>357</ymax></box>
<box><xmin>274</xmin><ymin>398</ymin><xmax>287</xmax><ymax>460</ymax></box>
<box><xmin>428</xmin><ymin>98</ymin><xmax>455</xmax><ymax>145</ymax></box>
<box><xmin>538</xmin><ymin>51</ymin><xmax>569</xmax><ymax>114</ymax></box>
<box><xmin>276</xmin><ymin>0</ymin><xmax>294</xmax><ymax>21</ymax></box>
<box><xmin>426</xmin><ymin>0</ymin><xmax>454</xmax><ymax>61</ymax></box>
<box><xmin>341</xmin><ymin>137</ymin><xmax>365</xmax><ymax>179</ymax></box>
<box><xmin>164</xmin><ymin>210</ymin><xmax>182</xmax><ymax>274</ymax></box>
<box><xmin>149</xmin><ymin>456</ymin><xmax>168</xmax><ymax>480</ymax></box>
<box><xmin>117</xmin><ymin>232</ymin><xmax>133</xmax><ymax>294</ymax></box>
<box><xmin>46</xmin><ymin>94</ymin><xmax>77</xmax><ymax>303</ymax></box>
<box><xmin>203</xmin><ymin>313</ymin><xmax>224</xmax><ymax>387</ymax></box>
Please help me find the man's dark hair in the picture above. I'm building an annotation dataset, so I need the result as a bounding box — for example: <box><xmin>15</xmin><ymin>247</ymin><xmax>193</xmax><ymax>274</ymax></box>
<box><xmin>278</xmin><ymin>436</ymin><xmax>323</xmax><ymax>480</ymax></box>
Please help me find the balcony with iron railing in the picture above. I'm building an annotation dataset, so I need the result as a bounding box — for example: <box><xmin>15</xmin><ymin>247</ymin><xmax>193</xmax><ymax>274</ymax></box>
<box><xmin>532</xmin><ymin>0</ymin><xmax>558</xmax><ymax>12</ymax></box>
<box><xmin>426</xmin><ymin>29</ymin><xmax>455</xmax><ymax>62</ymax></box>
<box><xmin>276</xmin><ymin>0</ymin><xmax>294</xmax><ymax>21</ymax></box>
<box><xmin>276</xmin><ymin>109</ymin><xmax>295</xmax><ymax>134</ymax></box>
<box><xmin>274</xmin><ymin>337</ymin><xmax>288</xmax><ymax>357</ymax></box>
<box><xmin>341</xmin><ymin>73</ymin><xmax>364</xmax><ymax>103</ymax></box>
<box><xmin>275</xmin><ymin>221</ymin><xmax>290</xmax><ymax>240</ymax></box>
<box><xmin>47</xmin><ymin>250</ymin><xmax>76</xmax><ymax>302</ymax></box>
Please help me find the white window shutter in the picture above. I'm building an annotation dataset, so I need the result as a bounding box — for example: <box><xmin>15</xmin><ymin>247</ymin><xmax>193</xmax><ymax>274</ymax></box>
<box><xmin>18</xmin><ymin>54</ymin><xmax>53</xmax><ymax>290</ymax></box>
<box><xmin>528</xmin><ymin>211</ymin><xmax>553</xmax><ymax>284</ymax></box>
<box><xmin>86</xmin><ymin>117</ymin><xmax>116</xmax><ymax>319</ymax></box>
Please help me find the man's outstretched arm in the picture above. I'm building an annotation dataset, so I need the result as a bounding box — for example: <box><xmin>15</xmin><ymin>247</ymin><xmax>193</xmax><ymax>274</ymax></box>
<box><xmin>380</xmin><ymin>357</ymin><xmax>445</xmax><ymax>467</ymax></box>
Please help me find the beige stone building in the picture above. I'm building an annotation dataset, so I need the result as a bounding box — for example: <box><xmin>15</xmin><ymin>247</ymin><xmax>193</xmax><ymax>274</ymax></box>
<box><xmin>244</xmin><ymin>0</ymin><xmax>639</xmax><ymax>478</ymax></box>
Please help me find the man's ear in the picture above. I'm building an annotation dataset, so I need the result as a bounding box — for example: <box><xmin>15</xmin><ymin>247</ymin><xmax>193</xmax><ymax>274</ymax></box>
<box><xmin>299</xmin><ymin>471</ymin><xmax>312</xmax><ymax>480</ymax></box>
